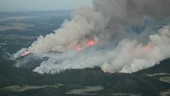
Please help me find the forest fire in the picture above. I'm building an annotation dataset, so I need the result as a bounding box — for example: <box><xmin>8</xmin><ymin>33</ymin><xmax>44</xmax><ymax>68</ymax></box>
<box><xmin>13</xmin><ymin>0</ymin><xmax>170</xmax><ymax>75</ymax></box>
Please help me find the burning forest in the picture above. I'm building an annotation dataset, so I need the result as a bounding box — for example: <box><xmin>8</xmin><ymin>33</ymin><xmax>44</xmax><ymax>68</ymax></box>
<box><xmin>14</xmin><ymin>0</ymin><xmax>170</xmax><ymax>74</ymax></box>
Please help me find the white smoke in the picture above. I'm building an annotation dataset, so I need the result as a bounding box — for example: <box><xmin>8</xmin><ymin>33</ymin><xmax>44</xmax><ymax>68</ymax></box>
<box><xmin>105</xmin><ymin>26</ymin><xmax>170</xmax><ymax>73</ymax></box>
<box><xmin>27</xmin><ymin>6</ymin><xmax>106</xmax><ymax>53</ymax></box>
<box><xmin>15</xmin><ymin>0</ymin><xmax>170</xmax><ymax>74</ymax></box>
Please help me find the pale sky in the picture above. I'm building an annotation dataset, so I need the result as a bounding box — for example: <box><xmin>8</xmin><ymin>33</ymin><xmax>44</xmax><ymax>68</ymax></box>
<box><xmin>0</xmin><ymin>0</ymin><xmax>92</xmax><ymax>12</ymax></box>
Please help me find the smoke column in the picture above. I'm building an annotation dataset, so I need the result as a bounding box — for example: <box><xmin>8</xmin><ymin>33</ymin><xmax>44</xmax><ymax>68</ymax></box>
<box><xmin>16</xmin><ymin>0</ymin><xmax>170</xmax><ymax>74</ymax></box>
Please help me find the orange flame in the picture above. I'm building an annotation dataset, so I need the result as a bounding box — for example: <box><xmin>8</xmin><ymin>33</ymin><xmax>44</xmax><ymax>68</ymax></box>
<box><xmin>141</xmin><ymin>43</ymin><xmax>153</xmax><ymax>58</ymax></box>
<box><xmin>143</xmin><ymin>44</ymin><xmax>153</xmax><ymax>53</ymax></box>
<box><xmin>17</xmin><ymin>50</ymin><xmax>31</xmax><ymax>58</ymax></box>
<box><xmin>75</xmin><ymin>37</ymin><xmax>98</xmax><ymax>51</ymax></box>
<box><xmin>86</xmin><ymin>39</ymin><xmax>96</xmax><ymax>46</ymax></box>
<box><xmin>76</xmin><ymin>45</ymin><xmax>82</xmax><ymax>51</ymax></box>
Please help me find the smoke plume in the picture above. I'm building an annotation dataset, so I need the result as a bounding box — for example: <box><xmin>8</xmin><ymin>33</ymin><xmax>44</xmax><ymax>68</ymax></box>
<box><xmin>15</xmin><ymin>0</ymin><xmax>170</xmax><ymax>74</ymax></box>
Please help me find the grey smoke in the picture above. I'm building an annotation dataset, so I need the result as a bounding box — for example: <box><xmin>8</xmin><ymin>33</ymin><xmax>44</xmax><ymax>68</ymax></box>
<box><xmin>93</xmin><ymin>0</ymin><xmax>170</xmax><ymax>24</ymax></box>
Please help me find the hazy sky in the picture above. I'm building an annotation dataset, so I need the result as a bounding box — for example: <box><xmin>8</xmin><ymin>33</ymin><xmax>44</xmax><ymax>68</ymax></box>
<box><xmin>0</xmin><ymin>0</ymin><xmax>92</xmax><ymax>11</ymax></box>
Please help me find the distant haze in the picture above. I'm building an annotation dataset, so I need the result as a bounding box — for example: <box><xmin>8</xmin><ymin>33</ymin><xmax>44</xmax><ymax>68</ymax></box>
<box><xmin>0</xmin><ymin>0</ymin><xmax>92</xmax><ymax>12</ymax></box>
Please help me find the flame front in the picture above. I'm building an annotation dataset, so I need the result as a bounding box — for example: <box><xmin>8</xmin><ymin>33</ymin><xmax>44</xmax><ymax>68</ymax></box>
<box><xmin>75</xmin><ymin>37</ymin><xmax>98</xmax><ymax>51</ymax></box>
